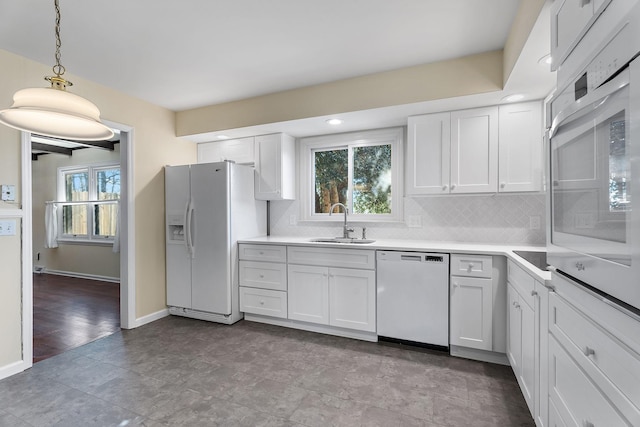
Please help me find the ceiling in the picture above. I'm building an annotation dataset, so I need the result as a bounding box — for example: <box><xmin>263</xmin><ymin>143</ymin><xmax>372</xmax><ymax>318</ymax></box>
<box><xmin>0</xmin><ymin>0</ymin><xmax>555</xmax><ymax>140</ymax></box>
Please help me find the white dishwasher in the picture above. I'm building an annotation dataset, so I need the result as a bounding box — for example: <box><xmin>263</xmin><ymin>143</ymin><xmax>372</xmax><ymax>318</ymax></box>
<box><xmin>376</xmin><ymin>251</ymin><xmax>450</xmax><ymax>349</ymax></box>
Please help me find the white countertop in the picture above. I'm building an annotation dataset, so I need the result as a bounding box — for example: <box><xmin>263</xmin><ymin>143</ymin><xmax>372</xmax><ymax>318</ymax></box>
<box><xmin>239</xmin><ymin>236</ymin><xmax>551</xmax><ymax>283</ymax></box>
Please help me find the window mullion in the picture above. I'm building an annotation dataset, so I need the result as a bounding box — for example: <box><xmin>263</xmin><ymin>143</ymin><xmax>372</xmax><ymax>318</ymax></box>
<box><xmin>347</xmin><ymin>145</ymin><xmax>354</xmax><ymax>213</ymax></box>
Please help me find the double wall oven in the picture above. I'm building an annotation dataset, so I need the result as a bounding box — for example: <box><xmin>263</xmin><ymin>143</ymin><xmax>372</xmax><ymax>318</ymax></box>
<box><xmin>548</xmin><ymin>2</ymin><xmax>640</xmax><ymax>312</ymax></box>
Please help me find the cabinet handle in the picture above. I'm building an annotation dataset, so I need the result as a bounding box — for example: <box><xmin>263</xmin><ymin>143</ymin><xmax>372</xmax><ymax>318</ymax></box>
<box><xmin>259</xmin><ymin>274</ymin><xmax>264</xmax><ymax>279</ymax></box>
<box><xmin>259</xmin><ymin>300</ymin><xmax>265</xmax><ymax>305</ymax></box>
<box><xmin>467</xmin><ymin>263</ymin><xmax>474</xmax><ymax>272</ymax></box>
<box><xmin>452</xmin><ymin>281</ymin><xmax>459</xmax><ymax>288</ymax></box>
<box><xmin>531</xmin><ymin>290</ymin><xmax>538</xmax><ymax>296</ymax></box>
<box><xmin>442</xmin><ymin>185</ymin><xmax>448</xmax><ymax>191</ymax></box>
<box><xmin>583</xmin><ymin>421</ymin><xmax>594</xmax><ymax>427</ymax></box>
<box><xmin>579</xmin><ymin>0</ymin><xmax>591</xmax><ymax>7</ymax></box>
<box><xmin>259</xmin><ymin>251</ymin><xmax>264</xmax><ymax>255</ymax></box>
<box><xmin>583</xmin><ymin>346</ymin><xmax>595</xmax><ymax>357</ymax></box>
<box><xmin>500</xmin><ymin>182</ymin><xmax>506</xmax><ymax>188</ymax></box>
<box><xmin>451</xmin><ymin>184</ymin><xmax>457</xmax><ymax>190</ymax></box>
<box><xmin>514</xmin><ymin>303</ymin><xmax>521</xmax><ymax>309</ymax></box>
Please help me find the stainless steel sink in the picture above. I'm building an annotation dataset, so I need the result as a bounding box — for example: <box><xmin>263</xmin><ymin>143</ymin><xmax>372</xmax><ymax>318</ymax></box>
<box><xmin>309</xmin><ymin>237</ymin><xmax>376</xmax><ymax>244</ymax></box>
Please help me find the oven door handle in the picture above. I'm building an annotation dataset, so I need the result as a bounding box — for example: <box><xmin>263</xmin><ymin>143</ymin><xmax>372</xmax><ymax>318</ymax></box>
<box><xmin>550</xmin><ymin>68</ymin><xmax>629</xmax><ymax>138</ymax></box>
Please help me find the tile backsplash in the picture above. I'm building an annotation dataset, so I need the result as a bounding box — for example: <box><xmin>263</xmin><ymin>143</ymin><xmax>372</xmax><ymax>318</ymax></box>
<box><xmin>270</xmin><ymin>193</ymin><xmax>546</xmax><ymax>245</ymax></box>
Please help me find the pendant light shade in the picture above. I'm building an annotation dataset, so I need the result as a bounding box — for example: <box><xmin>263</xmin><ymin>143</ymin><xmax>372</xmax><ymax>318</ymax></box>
<box><xmin>0</xmin><ymin>0</ymin><xmax>114</xmax><ymax>141</ymax></box>
<box><xmin>0</xmin><ymin>86</ymin><xmax>114</xmax><ymax>141</ymax></box>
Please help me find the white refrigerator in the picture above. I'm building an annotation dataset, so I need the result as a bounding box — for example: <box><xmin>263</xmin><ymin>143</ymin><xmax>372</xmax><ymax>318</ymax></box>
<box><xmin>165</xmin><ymin>161</ymin><xmax>266</xmax><ymax>324</ymax></box>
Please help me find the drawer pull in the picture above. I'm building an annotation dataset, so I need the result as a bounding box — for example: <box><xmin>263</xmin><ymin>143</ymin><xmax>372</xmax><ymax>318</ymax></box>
<box><xmin>514</xmin><ymin>303</ymin><xmax>521</xmax><ymax>309</ymax></box>
<box><xmin>583</xmin><ymin>347</ymin><xmax>595</xmax><ymax>357</ymax></box>
<box><xmin>259</xmin><ymin>251</ymin><xmax>264</xmax><ymax>255</ymax></box>
<box><xmin>531</xmin><ymin>290</ymin><xmax>538</xmax><ymax>296</ymax></box>
<box><xmin>259</xmin><ymin>300</ymin><xmax>265</xmax><ymax>305</ymax></box>
<box><xmin>583</xmin><ymin>421</ymin><xmax>594</xmax><ymax>427</ymax></box>
<box><xmin>259</xmin><ymin>274</ymin><xmax>264</xmax><ymax>279</ymax></box>
<box><xmin>467</xmin><ymin>263</ymin><xmax>474</xmax><ymax>272</ymax></box>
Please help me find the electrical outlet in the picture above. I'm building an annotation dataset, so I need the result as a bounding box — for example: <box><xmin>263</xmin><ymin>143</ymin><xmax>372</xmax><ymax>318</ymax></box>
<box><xmin>407</xmin><ymin>215</ymin><xmax>422</xmax><ymax>228</ymax></box>
<box><xmin>529</xmin><ymin>216</ymin><xmax>541</xmax><ymax>230</ymax></box>
<box><xmin>1</xmin><ymin>184</ymin><xmax>16</xmax><ymax>201</ymax></box>
<box><xmin>0</xmin><ymin>219</ymin><xmax>17</xmax><ymax>236</ymax></box>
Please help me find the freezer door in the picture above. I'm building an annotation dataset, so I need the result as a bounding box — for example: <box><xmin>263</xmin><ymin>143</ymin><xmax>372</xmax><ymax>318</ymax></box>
<box><xmin>165</xmin><ymin>165</ymin><xmax>192</xmax><ymax>309</ymax></box>
<box><xmin>190</xmin><ymin>163</ymin><xmax>232</xmax><ymax>315</ymax></box>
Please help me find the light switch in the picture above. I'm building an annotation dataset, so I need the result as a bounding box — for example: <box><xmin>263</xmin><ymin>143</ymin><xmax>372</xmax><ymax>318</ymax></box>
<box><xmin>0</xmin><ymin>220</ymin><xmax>17</xmax><ymax>236</ymax></box>
<box><xmin>1</xmin><ymin>185</ymin><xmax>16</xmax><ymax>201</ymax></box>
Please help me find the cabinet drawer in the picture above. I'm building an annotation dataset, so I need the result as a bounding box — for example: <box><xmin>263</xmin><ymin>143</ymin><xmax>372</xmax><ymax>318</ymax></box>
<box><xmin>239</xmin><ymin>287</ymin><xmax>287</xmax><ymax>319</ymax></box>
<box><xmin>507</xmin><ymin>259</ymin><xmax>536</xmax><ymax>309</ymax></box>
<box><xmin>239</xmin><ymin>261</ymin><xmax>286</xmax><ymax>291</ymax></box>
<box><xmin>550</xmin><ymin>293</ymin><xmax>640</xmax><ymax>423</ymax></box>
<box><xmin>450</xmin><ymin>254</ymin><xmax>492</xmax><ymax>278</ymax></box>
<box><xmin>549</xmin><ymin>335</ymin><xmax>629</xmax><ymax>427</ymax></box>
<box><xmin>238</xmin><ymin>244</ymin><xmax>287</xmax><ymax>262</ymax></box>
<box><xmin>287</xmin><ymin>246</ymin><xmax>375</xmax><ymax>270</ymax></box>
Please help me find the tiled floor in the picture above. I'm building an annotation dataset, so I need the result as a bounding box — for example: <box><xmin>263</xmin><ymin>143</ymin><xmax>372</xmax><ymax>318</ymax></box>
<box><xmin>0</xmin><ymin>316</ymin><xmax>534</xmax><ymax>426</ymax></box>
<box><xmin>33</xmin><ymin>274</ymin><xmax>120</xmax><ymax>362</ymax></box>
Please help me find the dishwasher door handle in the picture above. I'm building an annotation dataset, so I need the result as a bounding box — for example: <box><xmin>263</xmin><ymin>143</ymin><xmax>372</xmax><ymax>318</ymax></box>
<box><xmin>400</xmin><ymin>255</ymin><xmax>422</xmax><ymax>261</ymax></box>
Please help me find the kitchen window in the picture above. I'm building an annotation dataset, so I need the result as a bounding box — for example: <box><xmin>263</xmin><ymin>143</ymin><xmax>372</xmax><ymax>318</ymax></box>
<box><xmin>57</xmin><ymin>163</ymin><xmax>120</xmax><ymax>243</ymax></box>
<box><xmin>299</xmin><ymin>127</ymin><xmax>403</xmax><ymax>222</ymax></box>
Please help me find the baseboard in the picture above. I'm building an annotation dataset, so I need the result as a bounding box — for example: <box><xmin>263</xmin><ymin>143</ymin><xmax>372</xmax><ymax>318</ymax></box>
<box><xmin>244</xmin><ymin>314</ymin><xmax>378</xmax><ymax>342</ymax></box>
<box><xmin>42</xmin><ymin>269</ymin><xmax>120</xmax><ymax>284</ymax></box>
<box><xmin>0</xmin><ymin>360</ymin><xmax>31</xmax><ymax>381</ymax></box>
<box><xmin>134</xmin><ymin>308</ymin><xmax>169</xmax><ymax>328</ymax></box>
<box><xmin>450</xmin><ymin>345</ymin><xmax>510</xmax><ymax>365</ymax></box>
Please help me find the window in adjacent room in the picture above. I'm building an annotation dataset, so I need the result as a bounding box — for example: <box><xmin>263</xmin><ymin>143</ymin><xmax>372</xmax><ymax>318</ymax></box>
<box><xmin>58</xmin><ymin>163</ymin><xmax>120</xmax><ymax>242</ymax></box>
<box><xmin>299</xmin><ymin>127</ymin><xmax>403</xmax><ymax>222</ymax></box>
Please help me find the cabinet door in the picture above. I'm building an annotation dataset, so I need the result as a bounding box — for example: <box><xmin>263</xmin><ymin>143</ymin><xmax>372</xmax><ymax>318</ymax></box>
<box><xmin>406</xmin><ymin>113</ymin><xmax>451</xmax><ymax>195</ymax></box>
<box><xmin>498</xmin><ymin>102</ymin><xmax>543</xmax><ymax>192</ymax></box>
<box><xmin>551</xmin><ymin>0</ymin><xmax>594</xmax><ymax>68</ymax></box>
<box><xmin>450</xmin><ymin>106</ymin><xmax>498</xmax><ymax>193</ymax></box>
<box><xmin>450</xmin><ymin>276</ymin><xmax>493</xmax><ymax>350</ymax></box>
<box><xmin>197</xmin><ymin>137</ymin><xmax>254</xmax><ymax>164</ymax></box>
<box><xmin>521</xmin><ymin>298</ymin><xmax>535</xmax><ymax>415</ymax></box>
<box><xmin>254</xmin><ymin>133</ymin><xmax>295</xmax><ymax>200</ymax></box>
<box><xmin>507</xmin><ymin>284</ymin><xmax>522</xmax><ymax>372</ymax></box>
<box><xmin>328</xmin><ymin>268</ymin><xmax>376</xmax><ymax>332</ymax></box>
<box><xmin>287</xmin><ymin>264</ymin><xmax>329</xmax><ymax>325</ymax></box>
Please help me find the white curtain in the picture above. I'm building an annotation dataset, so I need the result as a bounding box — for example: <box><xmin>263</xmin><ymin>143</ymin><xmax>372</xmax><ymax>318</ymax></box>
<box><xmin>112</xmin><ymin>201</ymin><xmax>120</xmax><ymax>253</ymax></box>
<box><xmin>44</xmin><ymin>203</ymin><xmax>58</xmax><ymax>249</ymax></box>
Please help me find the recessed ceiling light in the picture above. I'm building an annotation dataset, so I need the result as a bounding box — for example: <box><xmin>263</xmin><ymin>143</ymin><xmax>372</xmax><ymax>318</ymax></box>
<box><xmin>501</xmin><ymin>94</ymin><xmax>525</xmax><ymax>103</ymax></box>
<box><xmin>217</xmin><ymin>135</ymin><xmax>230</xmax><ymax>140</ymax></box>
<box><xmin>538</xmin><ymin>54</ymin><xmax>552</xmax><ymax>65</ymax></box>
<box><xmin>326</xmin><ymin>118</ymin><xmax>343</xmax><ymax>125</ymax></box>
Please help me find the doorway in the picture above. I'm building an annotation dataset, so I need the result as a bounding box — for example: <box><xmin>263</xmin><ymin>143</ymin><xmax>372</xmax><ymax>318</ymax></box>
<box><xmin>21</xmin><ymin>122</ymin><xmax>135</xmax><ymax>367</ymax></box>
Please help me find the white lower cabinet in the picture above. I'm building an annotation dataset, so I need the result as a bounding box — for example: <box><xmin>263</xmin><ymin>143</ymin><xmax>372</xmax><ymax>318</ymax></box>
<box><xmin>287</xmin><ymin>264</ymin><xmax>330</xmax><ymax>325</ymax></box>
<box><xmin>329</xmin><ymin>267</ymin><xmax>376</xmax><ymax>332</ymax></box>
<box><xmin>239</xmin><ymin>287</ymin><xmax>287</xmax><ymax>319</ymax></box>
<box><xmin>450</xmin><ymin>254</ymin><xmax>494</xmax><ymax>351</ymax></box>
<box><xmin>450</xmin><ymin>276</ymin><xmax>493</xmax><ymax>350</ymax></box>
<box><xmin>507</xmin><ymin>283</ymin><xmax>535</xmax><ymax>415</ymax></box>
<box><xmin>238</xmin><ymin>244</ymin><xmax>288</xmax><ymax>318</ymax></box>
<box><xmin>287</xmin><ymin>263</ymin><xmax>376</xmax><ymax>333</ymax></box>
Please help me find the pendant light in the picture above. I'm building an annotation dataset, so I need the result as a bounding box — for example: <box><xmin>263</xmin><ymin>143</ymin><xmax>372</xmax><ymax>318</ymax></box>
<box><xmin>0</xmin><ymin>0</ymin><xmax>114</xmax><ymax>141</ymax></box>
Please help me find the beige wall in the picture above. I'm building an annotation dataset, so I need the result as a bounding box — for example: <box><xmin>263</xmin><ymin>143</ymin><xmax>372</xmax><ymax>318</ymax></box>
<box><xmin>177</xmin><ymin>50</ymin><xmax>504</xmax><ymax>136</ymax></box>
<box><xmin>0</xmin><ymin>48</ymin><xmax>196</xmax><ymax>373</ymax></box>
<box><xmin>32</xmin><ymin>145</ymin><xmax>121</xmax><ymax>279</ymax></box>
<box><xmin>503</xmin><ymin>0</ymin><xmax>546</xmax><ymax>85</ymax></box>
<box><xmin>0</xmin><ymin>217</ymin><xmax>22</xmax><ymax>368</ymax></box>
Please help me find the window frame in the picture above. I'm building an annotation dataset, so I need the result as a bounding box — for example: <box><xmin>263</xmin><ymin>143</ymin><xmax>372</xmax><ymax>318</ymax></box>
<box><xmin>299</xmin><ymin>127</ymin><xmax>404</xmax><ymax>222</ymax></box>
<box><xmin>57</xmin><ymin>162</ymin><xmax>120</xmax><ymax>244</ymax></box>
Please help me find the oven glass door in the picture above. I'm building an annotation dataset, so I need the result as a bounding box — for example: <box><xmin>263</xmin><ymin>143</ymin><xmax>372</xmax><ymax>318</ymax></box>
<box><xmin>551</xmin><ymin>73</ymin><xmax>630</xmax><ymax>266</ymax></box>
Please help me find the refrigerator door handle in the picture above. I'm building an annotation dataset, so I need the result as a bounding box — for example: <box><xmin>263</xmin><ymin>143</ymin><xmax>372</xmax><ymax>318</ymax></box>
<box><xmin>183</xmin><ymin>200</ymin><xmax>191</xmax><ymax>255</ymax></box>
<box><xmin>186</xmin><ymin>201</ymin><xmax>196</xmax><ymax>259</ymax></box>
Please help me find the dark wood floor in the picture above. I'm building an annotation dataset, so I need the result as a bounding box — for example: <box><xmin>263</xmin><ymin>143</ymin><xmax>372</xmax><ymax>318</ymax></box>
<box><xmin>33</xmin><ymin>273</ymin><xmax>120</xmax><ymax>363</ymax></box>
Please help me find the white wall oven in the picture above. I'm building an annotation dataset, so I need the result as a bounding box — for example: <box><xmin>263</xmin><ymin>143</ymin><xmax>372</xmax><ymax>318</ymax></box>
<box><xmin>548</xmin><ymin>7</ymin><xmax>640</xmax><ymax>312</ymax></box>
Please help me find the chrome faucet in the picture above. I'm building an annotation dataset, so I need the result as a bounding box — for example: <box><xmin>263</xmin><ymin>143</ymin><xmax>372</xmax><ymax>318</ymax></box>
<box><xmin>329</xmin><ymin>202</ymin><xmax>354</xmax><ymax>239</ymax></box>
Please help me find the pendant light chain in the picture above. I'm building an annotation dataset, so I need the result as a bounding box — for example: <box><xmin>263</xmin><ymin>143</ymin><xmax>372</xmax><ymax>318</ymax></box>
<box><xmin>52</xmin><ymin>0</ymin><xmax>66</xmax><ymax>77</ymax></box>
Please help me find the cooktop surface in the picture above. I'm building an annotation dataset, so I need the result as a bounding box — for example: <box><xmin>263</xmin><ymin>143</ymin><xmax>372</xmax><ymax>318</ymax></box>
<box><xmin>513</xmin><ymin>250</ymin><xmax>548</xmax><ymax>271</ymax></box>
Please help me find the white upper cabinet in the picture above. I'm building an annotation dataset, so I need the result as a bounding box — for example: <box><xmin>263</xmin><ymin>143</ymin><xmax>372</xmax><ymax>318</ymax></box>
<box><xmin>407</xmin><ymin>102</ymin><xmax>542</xmax><ymax>195</ymax></box>
<box><xmin>197</xmin><ymin>137</ymin><xmax>255</xmax><ymax>164</ymax></box>
<box><xmin>254</xmin><ymin>133</ymin><xmax>295</xmax><ymax>200</ymax></box>
<box><xmin>498</xmin><ymin>101</ymin><xmax>543</xmax><ymax>192</ymax></box>
<box><xmin>450</xmin><ymin>106</ymin><xmax>498</xmax><ymax>194</ymax></box>
<box><xmin>406</xmin><ymin>112</ymin><xmax>451</xmax><ymax>195</ymax></box>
